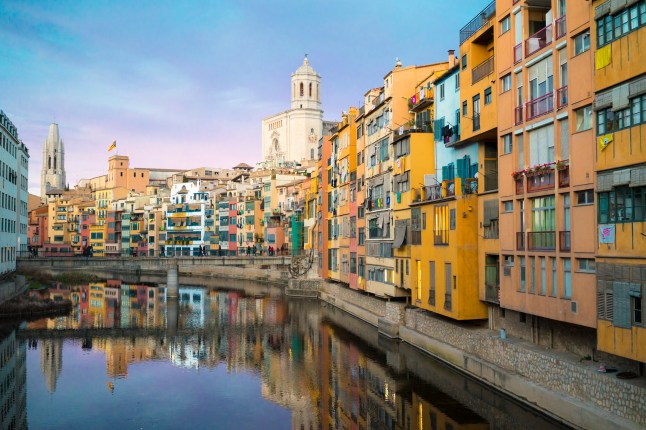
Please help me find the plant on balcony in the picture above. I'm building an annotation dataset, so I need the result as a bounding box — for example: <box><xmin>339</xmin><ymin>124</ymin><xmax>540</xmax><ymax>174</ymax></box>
<box><xmin>555</xmin><ymin>159</ymin><xmax>568</xmax><ymax>171</ymax></box>
<box><xmin>511</xmin><ymin>170</ymin><xmax>524</xmax><ymax>180</ymax></box>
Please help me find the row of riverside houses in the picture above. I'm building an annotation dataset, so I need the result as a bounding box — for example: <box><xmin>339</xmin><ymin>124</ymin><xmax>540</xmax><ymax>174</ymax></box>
<box><xmin>27</xmin><ymin>153</ymin><xmax>316</xmax><ymax>259</ymax></box>
<box><xmin>317</xmin><ymin>0</ymin><xmax>646</xmax><ymax>371</ymax></box>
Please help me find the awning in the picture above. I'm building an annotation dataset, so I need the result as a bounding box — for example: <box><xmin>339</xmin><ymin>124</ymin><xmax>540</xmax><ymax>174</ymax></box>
<box><xmin>393</xmin><ymin>222</ymin><xmax>407</xmax><ymax>248</ymax></box>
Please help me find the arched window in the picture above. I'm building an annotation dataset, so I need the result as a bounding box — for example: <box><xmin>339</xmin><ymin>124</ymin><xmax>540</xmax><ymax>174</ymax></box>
<box><xmin>300</xmin><ymin>82</ymin><xmax>304</xmax><ymax>96</ymax></box>
<box><xmin>48</xmin><ymin>156</ymin><xmax>51</xmax><ymax>169</ymax></box>
<box><xmin>54</xmin><ymin>156</ymin><xmax>57</xmax><ymax>170</ymax></box>
<box><xmin>309</xmin><ymin>83</ymin><xmax>312</xmax><ymax>97</ymax></box>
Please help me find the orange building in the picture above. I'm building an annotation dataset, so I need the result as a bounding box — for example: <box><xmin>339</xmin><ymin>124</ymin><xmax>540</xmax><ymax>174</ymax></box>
<box><xmin>496</xmin><ymin>0</ymin><xmax>597</xmax><ymax>352</ymax></box>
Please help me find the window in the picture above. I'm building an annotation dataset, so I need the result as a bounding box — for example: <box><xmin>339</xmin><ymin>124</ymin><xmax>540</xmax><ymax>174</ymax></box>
<box><xmin>502</xmin><ymin>134</ymin><xmax>512</xmax><ymax>154</ymax></box>
<box><xmin>540</xmin><ymin>257</ymin><xmax>547</xmax><ymax>295</ymax></box>
<box><xmin>393</xmin><ymin>137</ymin><xmax>410</xmax><ymax>159</ymax></box>
<box><xmin>500</xmin><ymin>15</ymin><xmax>511</xmax><ymax>34</ymax></box>
<box><xmin>455</xmin><ymin>73</ymin><xmax>460</xmax><ymax>90</ymax></box>
<box><xmin>411</xmin><ymin>207</ymin><xmax>421</xmax><ymax>245</ymax></box>
<box><xmin>428</xmin><ymin>261</ymin><xmax>436</xmax><ymax>306</ymax></box>
<box><xmin>461</xmin><ymin>54</ymin><xmax>467</xmax><ymax>70</ymax></box>
<box><xmin>503</xmin><ymin>201</ymin><xmax>513</xmax><ymax>212</ymax></box>
<box><xmin>462</xmin><ymin>100</ymin><xmax>467</xmax><ymax>116</ymax></box>
<box><xmin>577</xmin><ymin>258</ymin><xmax>595</xmax><ymax>273</ymax></box>
<box><xmin>484</xmin><ymin>87</ymin><xmax>492</xmax><ymax>105</ymax></box>
<box><xmin>551</xmin><ymin>257</ymin><xmax>557</xmax><ymax>296</ymax></box>
<box><xmin>501</xmin><ymin>74</ymin><xmax>512</xmax><ymax>93</ymax></box>
<box><xmin>633</xmin><ymin>296</ymin><xmax>643</xmax><ymax>325</ymax></box>
<box><xmin>574</xmin><ymin>105</ymin><xmax>592</xmax><ymax>131</ymax></box>
<box><xmin>597</xmin><ymin>2</ymin><xmax>646</xmax><ymax>47</ymax></box>
<box><xmin>519</xmin><ymin>256</ymin><xmax>526</xmax><ymax>292</ymax></box>
<box><xmin>563</xmin><ymin>258</ymin><xmax>572</xmax><ymax>298</ymax></box>
<box><xmin>350</xmin><ymin>252</ymin><xmax>357</xmax><ymax>274</ymax></box>
<box><xmin>358</xmin><ymin>227</ymin><xmax>365</xmax><ymax>245</ymax></box>
<box><xmin>433</xmin><ymin>205</ymin><xmax>449</xmax><ymax>245</ymax></box>
<box><xmin>598</xmin><ymin>186</ymin><xmax>646</xmax><ymax>223</ymax></box>
<box><xmin>229</xmin><ymin>233</ymin><xmax>236</xmax><ymax>242</ymax></box>
<box><xmin>596</xmin><ymin>94</ymin><xmax>646</xmax><ymax>135</ymax></box>
<box><xmin>576</xmin><ymin>190</ymin><xmax>594</xmax><ymax>205</ymax></box>
<box><xmin>530</xmin><ymin>257</ymin><xmax>536</xmax><ymax>293</ymax></box>
<box><xmin>573</xmin><ymin>31</ymin><xmax>590</xmax><ymax>55</ymax></box>
<box><xmin>439</xmin><ymin>83</ymin><xmax>445</xmax><ymax>100</ymax></box>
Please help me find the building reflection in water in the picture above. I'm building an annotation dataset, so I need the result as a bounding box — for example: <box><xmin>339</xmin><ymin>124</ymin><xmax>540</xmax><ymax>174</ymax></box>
<box><xmin>0</xmin><ymin>325</ymin><xmax>27</xmax><ymax>430</ymax></box>
<box><xmin>18</xmin><ymin>280</ymin><xmax>564</xmax><ymax>430</ymax></box>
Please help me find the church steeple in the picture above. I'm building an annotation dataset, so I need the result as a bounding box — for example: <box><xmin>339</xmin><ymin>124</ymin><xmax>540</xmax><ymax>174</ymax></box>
<box><xmin>291</xmin><ymin>54</ymin><xmax>321</xmax><ymax>110</ymax></box>
<box><xmin>41</xmin><ymin>123</ymin><xmax>66</xmax><ymax>201</ymax></box>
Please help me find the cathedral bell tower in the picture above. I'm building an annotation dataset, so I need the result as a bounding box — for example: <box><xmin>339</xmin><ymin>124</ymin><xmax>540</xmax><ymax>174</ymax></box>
<box><xmin>291</xmin><ymin>54</ymin><xmax>321</xmax><ymax>110</ymax></box>
<box><xmin>41</xmin><ymin>123</ymin><xmax>66</xmax><ymax>201</ymax></box>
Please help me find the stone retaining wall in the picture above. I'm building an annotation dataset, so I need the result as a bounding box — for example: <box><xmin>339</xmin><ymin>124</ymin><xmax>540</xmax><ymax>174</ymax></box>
<box><xmin>0</xmin><ymin>276</ymin><xmax>27</xmax><ymax>305</ymax></box>
<box><xmin>403</xmin><ymin>308</ymin><xmax>646</xmax><ymax>428</ymax></box>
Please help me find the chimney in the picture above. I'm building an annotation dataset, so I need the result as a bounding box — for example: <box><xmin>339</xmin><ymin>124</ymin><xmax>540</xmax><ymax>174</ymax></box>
<box><xmin>448</xmin><ymin>50</ymin><xmax>456</xmax><ymax>68</ymax></box>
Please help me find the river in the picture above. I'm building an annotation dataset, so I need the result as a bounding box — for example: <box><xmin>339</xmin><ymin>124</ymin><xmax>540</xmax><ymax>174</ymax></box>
<box><xmin>0</xmin><ymin>278</ymin><xmax>572</xmax><ymax>429</ymax></box>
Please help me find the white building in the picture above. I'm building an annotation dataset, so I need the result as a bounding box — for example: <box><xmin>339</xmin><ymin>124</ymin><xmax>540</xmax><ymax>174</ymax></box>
<box><xmin>261</xmin><ymin>56</ymin><xmax>330</xmax><ymax>166</ymax></box>
<box><xmin>41</xmin><ymin>123</ymin><xmax>66</xmax><ymax>200</ymax></box>
<box><xmin>164</xmin><ymin>182</ymin><xmax>211</xmax><ymax>257</ymax></box>
<box><xmin>0</xmin><ymin>110</ymin><xmax>29</xmax><ymax>274</ymax></box>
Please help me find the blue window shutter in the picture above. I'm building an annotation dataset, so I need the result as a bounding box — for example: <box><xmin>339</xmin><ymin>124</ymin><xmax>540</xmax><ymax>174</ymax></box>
<box><xmin>434</xmin><ymin>120</ymin><xmax>442</xmax><ymax>141</ymax></box>
<box><xmin>441</xmin><ymin>165</ymin><xmax>448</xmax><ymax>181</ymax></box>
<box><xmin>456</xmin><ymin>158</ymin><xmax>466</xmax><ymax>179</ymax></box>
<box><xmin>446</xmin><ymin>163</ymin><xmax>455</xmax><ymax>180</ymax></box>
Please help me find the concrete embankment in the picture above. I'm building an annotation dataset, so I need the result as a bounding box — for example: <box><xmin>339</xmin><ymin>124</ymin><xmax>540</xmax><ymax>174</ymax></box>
<box><xmin>318</xmin><ymin>281</ymin><xmax>645</xmax><ymax>430</ymax></box>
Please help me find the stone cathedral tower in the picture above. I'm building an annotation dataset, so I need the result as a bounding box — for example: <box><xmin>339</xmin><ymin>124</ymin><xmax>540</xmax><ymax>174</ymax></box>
<box><xmin>41</xmin><ymin>123</ymin><xmax>66</xmax><ymax>200</ymax></box>
<box><xmin>261</xmin><ymin>55</ymin><xmax>326</xmax><ymax>166</ymax></box>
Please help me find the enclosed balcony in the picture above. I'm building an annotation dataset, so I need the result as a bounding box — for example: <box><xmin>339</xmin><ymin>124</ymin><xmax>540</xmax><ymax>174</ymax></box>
<box><xmin>557</xmin><ymin>163</ymin><xmax>570</xmax><ymax>187</ymax></box>
<box><xmin>516</xmin><ymin>232</ymin><xmax>525</xmax><ymax>250</ymax></box>
<box><xmin>513</xmin><ymin>43</ymin><xmax>523</xmax><ymax>64</ymax></box>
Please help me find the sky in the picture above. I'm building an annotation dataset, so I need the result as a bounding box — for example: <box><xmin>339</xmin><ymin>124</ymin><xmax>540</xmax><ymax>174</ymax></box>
<box><xmin>0</xmin><ymin>0</ymin><xmax>488</xmax><ymax>195</ymax></box>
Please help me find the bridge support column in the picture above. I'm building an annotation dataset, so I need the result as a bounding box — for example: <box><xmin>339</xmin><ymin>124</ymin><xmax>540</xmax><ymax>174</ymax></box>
<box><xmin>167</xmin><ymin>265</ymin><xmax>178</xmax><ymax>299</ymax></box>
<box><xmin>166</xmin><ymin>297</ymin><xmax>179</xmax><ymax>337</ymax></box>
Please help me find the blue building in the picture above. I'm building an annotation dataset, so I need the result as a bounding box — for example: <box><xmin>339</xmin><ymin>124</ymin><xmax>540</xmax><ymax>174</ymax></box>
<box><xmin>0</xmin><ymin>110</ymin><xmax>29</xmax><ymax>274</ymax></box>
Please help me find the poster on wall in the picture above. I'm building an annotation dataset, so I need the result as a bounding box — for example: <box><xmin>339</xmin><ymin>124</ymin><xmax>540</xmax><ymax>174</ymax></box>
<box><xmin>599</xmin><ymin>224</ymin><xmax>615</xmax><ymax>244</ymax></box>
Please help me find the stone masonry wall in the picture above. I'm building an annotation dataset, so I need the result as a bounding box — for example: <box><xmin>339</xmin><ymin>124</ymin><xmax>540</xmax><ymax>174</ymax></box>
<box><xmin>405</xmin><ymin>308</ymin><xmax>646</xmax><ymax>426</ymax></box>
<box><xmin>321</xmin><ymin>282</ymin><xmax>387</xmax><ymax>317</ymax></box>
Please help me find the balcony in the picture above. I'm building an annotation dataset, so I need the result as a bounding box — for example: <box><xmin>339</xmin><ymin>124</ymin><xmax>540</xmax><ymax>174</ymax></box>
<box><xmin>527</xmin><ymin>231</ymin><xmax>556</xmax><ymax>251</ymax></box>
<box><xmin>555</xmin><ymin>15</ymin><xmax>566</xmax><ymax>39</ymax></box>
<box><xmin>484</xmin><ymin>265</ymin><xmax>500</xmax><ymax>304</ymax></box>
<box><xmin>422</xmin><ymin>184</ymin><xmax>443</xmax><ymax>202</ymax></box>
<box><xmin>459</xmin><ymin>0</ymin><xmax>496</xmax><ymax>45</ymax></box>
<box><xmin>408</xmin><ymin>90</ymin><xmax>434</xmax><ymax>112</ymax></box>
<box><xmin>557</xmin><ymin>163</ymin><xmax>570</xmax><ymax>187</ymax></box>
<box><xmin>516</xmin><ymin>232</ymin><xmax>525</xmax><ymax>250</ymax></box>
<box><xmin>514</xmin><ymin>106</ymin><xmax>523</xmax><ymax>125</ymax></box>
<box><xmin>526</xmin><ymin>169</ymin><xmax>555</xmax><ymax>192</ymax></box>
<box><xmin>525</xmin><ymin>92</ymin><xmax>554</xmax><ymax>121</ymax></box>
<box><xmin>513</xmin><ymin>43</ymin><xmax>523</xmax><ymax>64</ymax></box>
<box><xmin>556</xmin><ymin>86</ymin><xmax>568</xmax><ymax>109</ymax></box>
<box><xmin>525</xmin><ymin>24</ymin><xmax>552</xmax><ymax>57</ymax></box>
<box><xmin>472</xmin><ymin>56</ymin><xmax>494</xmax><ymax>85</ymax></box>
<box><xmin>559</xmin><ymin>230</ymin><xmax>571</xmax><ymax>252</ymax></box>
<box><xmin>473</xmin><ymin>114</ymin><xmax>481</xmax><ymax>132</ymax></box>
<box><xmin>484</xmin><ymin>219</ymin><xmax>499</xmax><ymax>239</ymax></box>
<box><xmin>515</xmin><ymin>177</ymin><xmax>524</xmax><ymax>194</ymax></box>
<box><xmin>442</xmin><ymin>124</ymin><xmax>460</xmax><ymax>145</ymax></box>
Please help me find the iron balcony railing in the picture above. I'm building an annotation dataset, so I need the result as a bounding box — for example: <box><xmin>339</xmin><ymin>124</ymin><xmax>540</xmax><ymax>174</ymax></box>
<box><xmin>516</xmin><ymin>232</ymin><xmax>525</xmax><ymax>250</ymax></box>
<box><xmin>558</xmin><ymin>164</ymin><xmax>570</xmax><ymax>187</ymax></box>
<box><xmin>559</xmin><ymin>231</ymin><xmax>571</xmax><ymax>252</ymax></box>
<box><xmin>459</xmin><ymin>0</ymin><xmax>496</xmax><ymax>45</ymax></box>
<box><xmin>527</xmin><ymin>231</ymin><xmax>556</xmax><ymax>251</ymax></box>
<box><xmin>525</xmin><ymin>23</ymin><xmax>552</xmax><ymax>57</ymax></box>
<box><xmin>515</xmin><ymin>177</ymin><xmax>524</xmax><ymax>194</ymax></box>
<box><xmin>513</xmin><ymin>43</ymin><xmax>523</xmax><ymax>64</ymax></box>
<box><xmin>526</xmin><ymin>169</ymin><xmax>555</xmax><ymax>192</ymax></box>
<box><xmin>472</xmin><ymin>56</ymin><xmax>495</xmax><ymax>84</ymax></box>
<box><xmin>555</xmin><ymin>15</ymin><xmax>567</xmax><ymax>39</ymax></box>
<box><xmin>514</xmin><ymin>106</ymin><xmax>524</xmax><ymax>125</ymax></box>
<box><xmin>526</xmin><ymin>92</ymin><xmax>554</xmax><ymax>121</ymax></box>
<box><xmin>556</xmin><ymin>86</ymin><xmax>568</xmax><ymax>109</ymax></box>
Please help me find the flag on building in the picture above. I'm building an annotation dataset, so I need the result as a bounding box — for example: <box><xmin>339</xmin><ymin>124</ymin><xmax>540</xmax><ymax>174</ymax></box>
<box><xmin>108</xmin><ymin>141</ymin><xmax>117</xmax><ymax>152</ymax></box>
<box><xmin>598</xmin><ymin>134</ymin><xmax>613</xmax><ymax>151</ymax></box>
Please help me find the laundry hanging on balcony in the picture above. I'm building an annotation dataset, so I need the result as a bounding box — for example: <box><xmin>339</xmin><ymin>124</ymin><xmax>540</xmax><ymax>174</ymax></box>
<box><xmin>393</xmin><ymin>221</ymin><xmax>407</xmax><ymax>249</ymax></box>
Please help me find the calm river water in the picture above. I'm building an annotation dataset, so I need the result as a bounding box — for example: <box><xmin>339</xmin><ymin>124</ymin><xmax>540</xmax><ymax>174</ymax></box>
<box><xmin>0</xmin><ymin>279</ymin><xmax>572</xmax><ymax>429</ymax></box>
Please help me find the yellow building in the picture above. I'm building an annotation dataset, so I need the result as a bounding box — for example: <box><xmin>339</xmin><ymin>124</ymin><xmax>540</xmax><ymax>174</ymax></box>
<box><xmin>92</xmin><ymin>186</ymin><xmax>128</xmax><ymax>226</ymax></box>
<box><xmin>593</xmin><ymin>0</ymin><xmax>646</xmax><ymax>364</ymax></box>
<box><xmin>89</xmin><ymin>223</ymin><xmax>106</xmax><ymax>256</ymax></box>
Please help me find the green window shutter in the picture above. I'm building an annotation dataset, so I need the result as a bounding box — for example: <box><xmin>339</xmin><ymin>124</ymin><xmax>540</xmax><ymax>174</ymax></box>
<box><xmin>613</xmin><ymin>282</ymin><xmax>631</xmax><ymax>328</ymax></box>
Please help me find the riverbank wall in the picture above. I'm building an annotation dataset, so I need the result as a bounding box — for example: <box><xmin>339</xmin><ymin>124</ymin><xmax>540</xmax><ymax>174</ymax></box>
<box><xmin>0</xmin><ymin>276</ymin><xmax>27</xmax><ymax>304</ymax></box>
<box><xmin>319</xmin><ymin>281</ymin><xmax>645</xmax><ymax>430</ymax></box>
